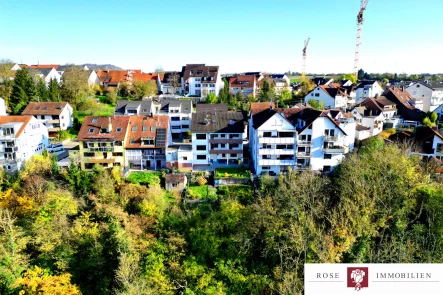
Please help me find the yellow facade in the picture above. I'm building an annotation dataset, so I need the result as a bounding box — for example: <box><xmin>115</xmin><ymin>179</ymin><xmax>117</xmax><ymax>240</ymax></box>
<box><xmin>79</xmin><ymin>141</ymin><xmax>126</xmax><ymax>170</ymax></box>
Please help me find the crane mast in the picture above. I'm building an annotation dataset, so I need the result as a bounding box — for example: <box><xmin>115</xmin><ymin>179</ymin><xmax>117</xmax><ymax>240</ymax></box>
<box><xmin>353</xmin><ymin>0</ymin><xmax>369</xmax><ymax>78</ymax></box>
<box><xmin>302</xmin><ymin>37</ymin><xmax>310</xmax><ymax>81</ymax></box>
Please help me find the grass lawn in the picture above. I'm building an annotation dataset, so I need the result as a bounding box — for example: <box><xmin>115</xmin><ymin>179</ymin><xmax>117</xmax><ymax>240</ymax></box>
<box><xmin>126</xmin><ymin>171</ymin><xmax>162</xmax><ymax>185</ymax></box>
<box><xmin>188</xmin><ymin>184</ymin><xmax>216</xmax><ymax>199</ymax></box>
<box><xmin>75</xmin><ymin>103</ymin><xmax>115</xmax><ymax>123</ymax></box>
<box><xmin>215</xmin><ymin>167</ymin><xmax>251</xmax><ymax>178</ymax></box>
<box><xmin>217</xmin><ymin>185</ymin><xmax>253</xmax><ymax>203</ymax></box>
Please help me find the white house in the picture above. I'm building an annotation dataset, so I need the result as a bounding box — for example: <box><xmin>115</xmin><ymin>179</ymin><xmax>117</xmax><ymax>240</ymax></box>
<box><xmin>249</xmin><ymin>103</ymin><xmax>354</xmax><ymax>175</ymax></box>
<box><xmin>166</xmin><ymin>145</ymin><xmax>193</xmax><ymax>171</ymax></box>
<box><xmin>0</xmin><ymin>115</ymin><xmax>49</xmax><ymax>172</ymax></box>
<box><xmin>114</xmin><ymin>100</ymin><xmax>156</xmax><ymax>116</ymax></box>
<box><xmin>229</xmin><ymin>75</ymin><xmax>257</xmax><ymax>98</ymax></box>
<box><xmin>352</xmin><ymin>106</ymin><xmax>384</xmax><ymax>140</ymax></box>
<box><xmin>355</xmin><ymin>81</ymin><xmax>384</xmax><ymax>104</ymax></box>
<box><xmin>181</xmin><ymin>64</ymin><xmax>224</xmax><ymax>98</ymax></box>
<box><xmin>406</xmin><ymin>81</ymin><xmax>443</xmax><ymax>112</ymax></box>
<box><xmin>0</xmin><ymin>98</ymin><xmax>7</xmax><ymax>115</ymax></box>
<box><xmin>21</xmin><ymin>102</ymin><xmax>73</xmax><ymax>135</ymax></box>
<box><xmin>191</xmin><ymin>109</ymin><xmax>246</xmax><ymax>168</ymax></box>
<box><xmin>304</xmin><ymin>84</ymin><xmax>349</xmax><ymax>109</ymax></box>
<box><xmin>412</xmin><ymin>126</ymin><xmax>443</xmax><ymax>160</ymax></box>
<box><xmin>152</xmin><ymin>100</ymin><xmax>193</xmax><ymax>139</ymax></box>
<box><xmin>87</xmin><ymin>69</ymin><xmax>99</xmax><ymax>86</ymax></box>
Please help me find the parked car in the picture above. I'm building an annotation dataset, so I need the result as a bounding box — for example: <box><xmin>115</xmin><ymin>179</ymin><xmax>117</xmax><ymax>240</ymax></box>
<box><xmin>47</xmin><ymin>144</ymin><xmax>64</xmax><ymax>153</ymax></box>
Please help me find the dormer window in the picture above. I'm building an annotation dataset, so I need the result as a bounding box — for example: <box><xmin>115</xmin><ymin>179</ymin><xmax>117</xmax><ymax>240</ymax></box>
<box><xmin>56</xmin><ymin>106</ymin><xmax>62</xmax><ymax>110</ymax></box>
<box><xmin>130</xmin><ymin>138</ymin><xmax>135</xmax><ymax>144</ymax></box>
<box><xmin>143</xmin><ymin>126</ymin><xmax>147</xmax><ymax>131</ymax></box>
<box><xmin>151</xmin><ymin>126</ymin><xmax>155</xmax><ymax>131</ymax></box>
<box><xmin>43</xmin><ymin>106</ymin><xmax>48</xmax><ymax>110</ymax></box>
<box><xmin>88</xmin><ymin>128</ymin><xmax>94</xmax><ymax>133</ymax></box>
<box><xmin>131</xmin><ymin>126</ymin><xmax>137</xmax><ymax>131</ymax></box>
<box><xmin>92</xmin><ymin>118</ymin><xmax>98</xmax><ymax>123</ymax></box>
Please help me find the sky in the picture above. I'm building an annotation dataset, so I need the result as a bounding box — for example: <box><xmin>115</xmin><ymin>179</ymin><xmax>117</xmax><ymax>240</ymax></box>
<box><xmin>1</xmin><ymin>0</ymin><xmax>442</xmax><ymax>74</ymax></box>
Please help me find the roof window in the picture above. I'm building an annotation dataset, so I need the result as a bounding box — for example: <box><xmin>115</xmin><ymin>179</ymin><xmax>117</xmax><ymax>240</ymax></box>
<box><xmin>43</xmin><ymin>106</ymin><xmax>48</xmax><ymax>110</ymax></box>
<box><xmin>116</xmin><ymin>127</ymin><xmax>122</xmax><ymax>132</ymax></box>
<box><xmin>92</xmin><ymin>118</ymin><xmax>98</xmax><ymax>123</ymax></box>
<box><xmin>88</xmin><ymin>128</ymin><xmax>94</xmax><ymax>133</ymax></box>
<box><xmin>143</xmin><ymin>126</ymin><xmax>147</xmax><ymax>131</ymax></box>
<box><xmin>35</xmin><ymin>106</ymin><xmax>40</xmax><ymax>110</ymax></box>
<box><xmin>131</xmin><ymin>126</ymin><xmax>137</xmax><ymax>131</ymax></box>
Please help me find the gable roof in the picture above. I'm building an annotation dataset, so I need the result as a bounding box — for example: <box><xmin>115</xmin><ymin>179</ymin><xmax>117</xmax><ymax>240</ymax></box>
<box><xmin>165</xmin><ymin>174</ymin><xmax>185</xmax><ymax>184</ymax></box>
<box><xmin>22</xmin><ymin>102</ymin><xmax>69</xmax><ymax>115</ymax></box>
<box><xmin>196</xmin><ymin>103</ymin><xmax>228</xmax><ymax>113</ymax></box>
<box><xmin>318</xmin><ymin>84</ymin><xmax>349</xmax><ymax>98</ymax></box>
<box><xmin>114</xmin><ymin>100</ymin><xmax>153</xmax><ymax>116</ymax></box>
<box><xmin>191</xmin><ymin>111</ymin><xmax>246</xmax><ymax>133</ymax></box>
<box><xmin>97</xmin><ymin>70</ymin><xmax>160</xmax><ymax>85</ymax></box>
<box><xmin>0</xmin><ymin>116</ymin><xmax>33</xmax><ymax>137</ymax></box>
<box><xmin>77</xmin><ymin>116</ymin><xmax>130</xmax><ymax>142</ymax></box>
<box><xmin>26</xmin><ymin>64</ymin><xmax>60</xmax><ymax>70</ymax></box>
<box><xmin>414</xmin><ymin>126</ymin><xmax>443</xmax><ymax>142</ymax></box>
<box><xmin>229</xmin><ymin>75</ymin><xmax>256</xmax><ymax>88</ymax></box>
<box><xmin>182</xmin><ymin>64</ymin><xmax>219</xmax><ymax>82</ymax></box>
<box><xmin>356</xmin><ymin>80</ymin><xmax>377</xmax><ymax>89</ymax></box>
<box><xmin>158</xmin><ymin>100</ymin><xmax>192</xmax><ymax>114</ymax></box>
<box><xmin>125</xmin><ymin>116</ymin><xmax>170</xmax><ymax>148</ymax></box>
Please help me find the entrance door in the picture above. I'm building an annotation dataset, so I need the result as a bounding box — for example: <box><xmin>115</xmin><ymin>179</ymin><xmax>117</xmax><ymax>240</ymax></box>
<box><xmin>156</xmin><ymin>160</ymin><xmax>162</xmax><ymax>168</ymax></box>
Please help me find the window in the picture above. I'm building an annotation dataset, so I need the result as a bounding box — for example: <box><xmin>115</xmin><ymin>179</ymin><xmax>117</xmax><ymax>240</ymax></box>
<box><xmin>116</xmin><ymin>128</ymin><xmax>122</xmax><ymax>132</ymax></box>
<box><xmin>92</xmin><ymin>118</ymin><xmax>98</xmax><ymax>123</ymax></box>
<box><xmin>195</xmin><ymin>84</ymin><xmax>201</xmax><ymax>87</ymax></box>
<box><xmin>262</xmin><ymin>155</ymin><xmax>271</xmax><ymax>159</ymax></box>
<box><xmin>171</xmin><ymin>117</ymin><xmax>180</xmax><ymax>121</ymax></box>
<box><xmin>229</xmin><ymin>134</ymin><xmax>240</xmax><ymax>138</ymax></box>
<box><xmin>183</xmin><ymin>157</ymin><xmax>188</xmax><ymax>160</ymax></box>
<box><xmin>262</xmin><ymin>144</ymin><xmax>271</xmax><ymax>149</ymax></box>
<box><xmin>323</xmin><ymin>166</ymin><xmax>331</xmax><ymax>172</ymax></box>
<box><xmin>230</xmin><ymin>154</ymin><xmax>237</xmax><ymax>158</ymax></box>
<box><xmin>230</xmin><ymin>143</ymin><xmax>239</xmax><ymax>148</ymax></box>
<box><xmin>112</xmin><ymin>152</ymin><xmax>123</xmax><ymax>157</ymax></box>
<box><xmin>196</xmin><ymin>134</ymin><xmax>206</xmax><ymax>140</ymax></box>
<box><xmin>88</xmin><ymin>128</ymin><xmax>94</xmax><ymax>133</ymax></box>
<box><xmin>324</xmin><ymin>154</ymin><xmax>332</xmax><ymax>159</ymax></box>
<box><xmin>182</xmin><ymin>125</ymin><xmax>189</xmax><ymax>129</ymax></box>
<box><xmin>181</xmin><ymin>117</ymin><xmax>189</xmax><ymax>121</ymax></box>
<box><xmin>83</xmin><ymin>152</ymin><xmax>94</xmax><ymax>157</ymax></box>
<box><xmin>263</xmin><ymin>132</ymin><xmax>272</xmax><ymax>137</ymax></box>
<box><xmin>325</xmin><ymin>129</ymin><xmax>335</xmax><ymax>136</ymax></box>
<box><xmin>130</xmin><ymin>139</ymin><xmax>135</xmax><ymax>144</ymax></box>
<box><xmin>83</xmin><ymin>142</ymin><xmax>88</xmax><ymax>148</ymax></box>
<box><xmin>35</xmin><ymin>106</ymin><xmax>40</xmax><ymax>110</ymax></box>
<box><xmin>197</xmin><ymin>155</ymin><xmax>206</xmax><ymax>160</ymax></box>
<box><xmin>115</xmin><ymin>141</ymin><xmax>122</xmax><ymax>146</ymax></box>
<box><xmin>143</xmin><ymin>126</ymin><xmax>147</xmax><ymax>131</ymax></box>
<box><xmin>220</xmin><ymin>134</ymin><xmax>226</xmax><ymax>138</ymax></box>
<box><xmin>262</xmin><ymin>166</ymin><xmax>270</xmax><ymax>170</ymax></box>
<box><xmin>43</xmin><ymin>106</ymin><xmax>48</xmax><ymax>110</ymax></box>
<box><xmin>221</xmin><ymin>154</ymin><xmax>226</xmax><ymax>158</ymax></box>
<box><xmin>220</xmin><ymin>143</ymin><xmax>226</xmax><ymax>148</ymax></box>
<box><xmin>315</xmin><ymin>93</ymin><xmax>320</xmax><ymax>97</ymax></box>
<box><xmin>131</xmin><ymin>126</ymin><xmax>137</xmax><ymax>131</ymax></box>
<box><xmin>197</xmin><ymin>145</ymin><xmax>206</xmax><ymax>151</ymax></box>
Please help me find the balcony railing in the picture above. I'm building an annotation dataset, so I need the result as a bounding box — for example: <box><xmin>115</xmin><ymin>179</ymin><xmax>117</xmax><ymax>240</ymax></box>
<box><xmin>322</xmin><ymin>147</ymin><xmax>346</xmax><ymax>154</ymax></box>
<box><xmin>259</xmin><ymin>137</ymin><xmax>295</xmax><ymax>144</ymax></box>
<box><xmin>259</xmin><ymin>149</ymin><xmax>294</xmax><ymax>155</ymax></box>
<box><xmin>5</xmin><ymin>147</ymin><xmax>18</xmax><ymax>153</ymax></box>
<box><xmin>87</xmin><ymin>146</ymin><xmax>114</xmax><ymax>152</ymax></box>
<box><xmin>296</xmin><ymin>152</ymin><xmax>312</xmax><ymax>158</ymax></box>
<box><xmin>297</xmin><ymin>140</ymin><xmax>312</xmax><ymax>146</ymax></box>
<box><xmin>259</xmin><ymin>159</ymin><xmax>296</xmax><ymax>166</ymax></box>
<box><xmin>88</xmin><ymin>157</ymin><xmax>115</xmax><ymax>163</ymax></box>
<box><xmin>323</xmin><ymin>135</ymin><xmax>338</xmax><ymax>142</ymax></box>
<box><xmin>0</xmin><ymin>134</ymin><xmax>16</xmax><ymax>140</ymax></box>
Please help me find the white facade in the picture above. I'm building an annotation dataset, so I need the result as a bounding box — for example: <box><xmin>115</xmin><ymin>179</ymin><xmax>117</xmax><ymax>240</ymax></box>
<box><xmin>0</xmin><ymin>98</ymin><xmax>7</xmax><ymax>116</ymax></box>
<box><xmin>166</xmin><ymin>146</ymin><xmax>193</xmax><ymax>170</ymax></box>
<box><xmin>352</xmin><ymin>110</ymin><xmax>384</xmax><ymax>138</ymax></box>
<box><xmin>42</xmin><ymin>68</ymin><xmax>62</xmax><ymax>84</ymax></box>
<box><xmin>0</xmin><ymin>116</ymin><xmax>49</xmax><ymax>172</ymax></box>
<box><xmin>305</xmin><ymin>86</ymin><xmax>347</xmax><ymax>109</ymax></box>
<box><xmin>87</xmin><ymin>70</ymin><xmax>99</xmax><ymax>86</ymax></box>
<box><xmin>27</xmin><ymin>104</ymin><xmax>74</xmax><ymax>131</ymax></box>
<box><xmin>406</xmin><ymin>82</ymin><xmax>443</xmax><ymax>112</ymax></box>
<box><xmin>355</xmin><ymin>82</ymin><xmax>384</xmax><ymax>104</ymax></box>
<box><xmin>153</xmin><ymin>102</ymin><xmax>192</xmax><ymax>138</ymax></box>
<box><xmin>184</xmin><ymin>76</ymin><xmax>224</xmax><ymax>98</ymax></box>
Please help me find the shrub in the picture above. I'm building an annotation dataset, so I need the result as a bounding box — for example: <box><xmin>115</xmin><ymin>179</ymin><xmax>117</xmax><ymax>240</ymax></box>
<box><xmin>55</xmin><ymin>130</ymin><xmax>69</xmax><ymax>141</ymax></box>
<box><xmin>385</xmin><ymin>128</ymin><xmax>396</xmax><ymax>135</ymax></box>
<box><xmin>197</xmin><ymin>177</ymin><xmax>207</xmax><ymax>186</ymax></box>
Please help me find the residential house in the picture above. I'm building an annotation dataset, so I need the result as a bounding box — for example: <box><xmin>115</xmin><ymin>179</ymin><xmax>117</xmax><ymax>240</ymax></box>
<box><xmin>358</xmin><ymin>97</ymin><xmax>399</xmax><ymax>126</ymax></box>
<box><xmin>153</xmin><ymin>100</ymin><xmax>192</xmax><ymax>139</ymax></box>
<box><xmin>22</xmin><ymin>102</ymin><xmax>73</xmax><ymax>135</ymax></box>
<box><xmin>166</xmin><ymin>145</ymin><xmax>193</xmax><ymax>171</ymax></box>
<box><xmin>181</xmin><ymin>64</ymin><xmax>224</xmax><ymax>98</ymax></box>
<box><xmin>355</xmin><ymin>80</ymin><xmax>384</xmax><ymax>104</ymax></box>
<box><xmin>191</xmin><ymin>108</ymin><xmax>247</xmax><ymax>168</ymax></box>
<box><xmin>384</xmin><ymin>87</ymin><xmax>424</xmax><ymax>126</ymax></box>
<box><xmin>257</xmin><ymin>74</ymin><xmax>291</xmax><ymax>95</ymax></box>
<box><xmin>114</xmin><ymin>100</ymin><xmax>156</xmax><ymax>116</ymax></box>
<box><xmin>412</xmin><ymin>126</ymin><xmax>443</xmax><ymax>160</ymax></box>
<box><xmin>229</xmin><ymin>75</ymin><xmax>257</xmax><ymax>98</ymax></box>
<box><xmin>304</xmin><ymin>84</ymin><xmax>350</xmax><ymax>109</ymax></box>
<box><xmin>125</xmin><ymin>116</ymin><xmax>172</xmax><ymax>170</ymax></box>
<box><xmin>249</xmin><ymin>103</ymin><xmax>354</xmax><ymax>175</ymax></box>
<box><xmin>159</xmin><ymin>71</ymin><xmax>182</xmax><ymax>95</ymax></box>
<box><xmin>270</xmin><ymin>74</ymin><xmax>291</xmax><ymax>86</ymax></box>
<box><xmin>312</xmin><ymin>77</ymin><xmax>334</xmax><ymax>86</ymax></box>
<box><xmin>351</xmin><ymin>106</ymin><xmax>384</xmax><ymax>140</ymax></box>
<box><xmin>406</xmin><ymin>81</ymin><xmax>443</xmax><ymax>112</ymax></box>
<box><xmin>97</xmin><ymin>69</ymin><xmax>161</xmax><ymax>91</ymax></box>
<box><xmin>165</xmin><ymin>174</ymin><xmax>187</xmax><ymax>191</ymax></box>
<box><xmin>0</xmin><ymin>116</ymin><xmax>49</xmax><ymax>172</ymax></box>
<box><xmin>432</xmin><ymin>104</ymin><xmax>443</xmax><ymax>122</ymax></box>
<box><xmin>87</xmin><ymin>69</ymin><xmax>99</xmax><ymax>86</ymax></box>
<box><xmin>77</xmin><ymin>116</ymin><xmax>130</xmax><ymax>170</ymax></box>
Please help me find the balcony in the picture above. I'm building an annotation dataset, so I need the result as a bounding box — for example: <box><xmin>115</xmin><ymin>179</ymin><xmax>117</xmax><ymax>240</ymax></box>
<box><xmin>297</xmin><ymin>140</ymin><xmax>312</xmax><ymax>146</ymax></box>
<box><xmin>259</xmin><ymin>159</ymin><xmax>296</xmax><ymax>166</ymax></box>
<box><xmin>259</xmin><ymin>149</ymin><xmax>294</xmax><ymax>155</ymax></box>
<box><xmin>323</xmin><ymin>135</ymin><xmax>338</xmax><ymax>142</ymax></box>
<box><xmin>88</xmin><ymin>157</ymin><xmax>115</xmax><ymax>164</ymax></box>
<box><xmin>210</xmin><ymin>149</ymin><xmax>243</xmax><ymax>155</ymax></box>
<box><xmin>259</xmin><ymin>137</ymin><xmax>295</xmax><ymax>144</ymax></box>
<box><xmin>296</xmin><ymin>152</ymin><xmax>312</xmax><ymax>158</ymax></box>
<box><xmin>322</xmin><ymin>146</ymin><xmax>347</xmax><ymax>154</ymax></box>
<box><xmin>5</xmin><ymin>147</ymin><xmax>18</xmax><ymax>153</ymax></box>
<box><xmin>0</xmin><ymin>134</ymin><xmax>16</xmax><ymax>140</ymax></box>
<box><xmin>87</xmin><ymin>146</ymin><xmax>114</xmax><ymax>152</ymax></box>
<box><xmin>47</xmin><ymin>119</ymin><xmax>60</xmax><ymax>124</ymax></box>
<box><xmin>209</xmin><ymin>139</ymin><xmax>243</xmax><ymax>144</ymax></box>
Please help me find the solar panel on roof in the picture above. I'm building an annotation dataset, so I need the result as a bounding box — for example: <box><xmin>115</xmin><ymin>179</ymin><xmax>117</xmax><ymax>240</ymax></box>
<box><xmin>155</xmin><ymin>128</ymin><xmax>167</xmax><ymax>147</ymax></box>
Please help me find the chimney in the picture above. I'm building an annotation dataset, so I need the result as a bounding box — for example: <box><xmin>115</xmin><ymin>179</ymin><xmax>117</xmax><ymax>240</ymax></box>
<box><xmin>402</xmin><ymin>86</ymin><xmax>405</xmax><ymax>92</ymax></box>
<box><xmin>108</xmin><ymin>117</ymin><xmax>112</xmax><ymax>132</ymax></box>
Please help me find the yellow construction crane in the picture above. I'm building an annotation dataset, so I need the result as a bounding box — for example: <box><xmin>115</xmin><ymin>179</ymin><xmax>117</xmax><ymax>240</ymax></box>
<box><xmin>353</xmin><ymin>0</ymin><xmax>369</xmax><ymax>78</ymax></box>
<box><xmin>301</xmin><ymin>37</ymin><xmax>310</xmax><ymax>81</ymax></box>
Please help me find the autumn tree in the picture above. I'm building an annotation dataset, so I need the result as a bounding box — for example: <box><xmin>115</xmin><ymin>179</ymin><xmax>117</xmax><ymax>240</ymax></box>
<box><xmin>131</xmin><ymin>80</ymin><xmax>158</xmax><ymax>99</ymax></box>
<box><xmin>166</xmin><ymin>72</ymin><xmax>181</xmax><ymax>94</ymax></box>
<box><xmin>60</xmin><ymin>65</ymin><xmax>92</xmax><ymax>107</ymax></box>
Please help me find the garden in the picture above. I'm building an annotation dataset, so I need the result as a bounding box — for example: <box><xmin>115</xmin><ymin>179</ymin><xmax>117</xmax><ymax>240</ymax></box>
<box><xmin>126</xmin><ymin>171</ymin><xmax>162</xmax><ymax>186</ymax></box>
<box><xmin>215</xmin><ymin>167</ymin><xmax>251</xmax><ymax>178</ymax></box>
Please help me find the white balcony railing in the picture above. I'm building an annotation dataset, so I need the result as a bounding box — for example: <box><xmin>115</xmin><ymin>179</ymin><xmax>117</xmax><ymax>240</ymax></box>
<box><xmin>297</xmin><ymin>140</ymin><xmax>312</xmax><ymax>146</ymax></box>
<box><xmin>322</xmin><ymin>147</ymin><xmax>347</xmax><ymax>154</ymax></box>
<box><xmin>296</xmin><ymin>152</ymin><xmax>312</xmax><ymax>158</ymax></box>
<box><xmin>323</xmin><ymin>135</ymin><xmax>338</xmax><ymax>142</ymax></box>
<box><xmin>259</xmin><ymin>149</ymin><xmax>294</xmax><ymax>155</ymax></box>
<box><xmin>259</xmin><ymin>159</ymin><xmax>296</xmax><ymax>166</ymax></box>
<box><xmin>259</xmin><ymin>137</ymin><xmax>295</xmax><ymax>144</ymax></box>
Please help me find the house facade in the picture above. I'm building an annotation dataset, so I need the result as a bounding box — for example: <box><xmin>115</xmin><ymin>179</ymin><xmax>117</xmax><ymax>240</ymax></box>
<box><xmin>21</xmin><ymin>102</ymin><xmax>73</xmax><ymax>134</ymax></box>
<box><xmin>153</xmin><ymin>100</ymin><xmax>192</xmax><ymax>139</ymax></box>
<box><xmin>229</xmin><ymin>75</ymin><xmax>257</xmax><ymax>98</ymax></box>
<box><xmin>0</xmin><ymin>116</ymin><xmax>49</xmax><ymax>172</ymax></box>
<box><xmin>166</xmin><ymin>145</ymin><xmax>193</xmax><ymax>171</ymax></box>
<box><xmin>355</xmin><ymin>81</ymin><xmax>384</xmax><ymax>104</ymax></box>
<box><xmin>406</xmin><ymin>81</ymin><xmax>443</xmax><ymax>112</ymax></box>
<box><xmin>352</xmin><ymin>107</ymin><xmax>384</xmax><ymax>140</ymax></box>
<box><xmin>77</xmin><ymin>116</ymin><xmax>130</xmax><ymax>170</ymax></box>
<box><xmin>181</xmin><ymin>64</ymin><xmax>224</xmax><ymax>98</ymax></box>
<box><xmin>304</xmin><ymin>84</ymin><xmax>349</xmax><ymax>109</ymax></box>
<box><xmin>191</xmin><ymin>110</ymin><xmax>246</xmax><ymax>167</ymax></box>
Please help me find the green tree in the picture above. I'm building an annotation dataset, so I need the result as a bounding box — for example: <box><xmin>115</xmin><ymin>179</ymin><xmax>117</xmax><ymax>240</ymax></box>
<box><xmin>206</xmin><ymin>92</ymin><xmax>218</xmax><ymax>104</ymax></box>
<box><xmin>10</xmin><ymin>68</ymin><xmax>35</xmax><ymax>114</ymax></box>
<box><xmin>35</xmin><ymin>78</ymin><xmax>49</xmax><ymax>102</ymax></box>
<box><xmin>48</xmin><ymin>78</ymin><xmax>60</xmax><ymax>101</ymax></box>
<box><xmin>339</xmin><ymin>73</ymin><xmax>357</xmax><ymax>84</ymax></box>
<box><xmin>307</xmin><ymin>98</ymin><xmax>324</xmax><ymax>110</ymax></box>
<box><xmin>280</xmin><ymin>88</ymin><xmax>292</xmax><ymax>100</ymax></box>
<box><xmin>431</xmin><ymin>74</ymin><xmax>442</xmax><ymax>82</ymax></box>
<box><xmin>166</xmin><ymin>72</ymin><xmax>181</xmax><ymax>94</ymax></box>
<box><xmin>357</xmin><ymin>68</ymin><xmax>365</xmax><ymax>80</ymax></box>
<box><xmin>105</xmin><ymin>88</ymin><xmax>117</xmax><ymax>105</ymax></box>
<box><xmin>60</xmin><ymin>65</ymin><xmax>92</xmax><ymax>107</ymax></box>
<box><xmin>131</xmin><ymin>80</ymin><xmax>158</xmax><ymax>99</ymax></box>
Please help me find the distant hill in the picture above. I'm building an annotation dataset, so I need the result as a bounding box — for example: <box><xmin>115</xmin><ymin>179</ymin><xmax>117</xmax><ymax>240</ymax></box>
<box><xmin>80</xmin><ymin>64</ymin><xmax>122</xmax><ymax>70</ymax></box>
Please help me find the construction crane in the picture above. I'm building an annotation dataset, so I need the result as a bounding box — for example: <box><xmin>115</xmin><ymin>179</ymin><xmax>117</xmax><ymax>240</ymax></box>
<box><xmin>353</xmin><ymin>0</ymin><xmax>369</xmax><ymax>78</ymax></box>
<box><xmin>301</xmin><ymin>37</ymin><xmax>310</xmax><ymax>81</ymax></box>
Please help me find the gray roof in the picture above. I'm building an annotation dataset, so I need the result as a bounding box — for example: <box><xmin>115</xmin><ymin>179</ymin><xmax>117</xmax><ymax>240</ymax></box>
<box><xmin>114</xmin><ymin>100</ymin><xmax>153</xmax><ymax>116</ymax></box>
<box><xmin>159</xmin><ymin>99</ymin><xmax>192</xmax><ymax>114</ymax></box>
<box><xmin>191</xmin><ymin>111</ymin><xmax>246</xmax><ymax>133</ymax></box>
<box><xmin>196</xmin><ymin>103</ymin><xmax>228</xmax><ymax>113</ymax></box>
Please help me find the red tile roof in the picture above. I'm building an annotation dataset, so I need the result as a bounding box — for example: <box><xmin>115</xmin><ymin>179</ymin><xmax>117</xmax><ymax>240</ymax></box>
<box><xmin>77</xmin><ymin>116</ymin><xmax>130</xmax><ymax>142</ymax></box>
<box><xmin>26</xmin><ymin>64</ymin><xmax>60</xmax><ymax>70</ymax></box>
<box><xmin>0</xmin><ymin>116</ymin><xmax>33</xmax><ymax>137</ymax></box>
<box><xmin>22</xmin><ymin>102</ymin><xmax>69</xmax><ymax>115</ymax></box>
<box><xmin>229</xmin><ymin>75</ymin><xmax>256</xmax><ymax>88</ymax></box>
<box><xmin>250</xmin><ymin>102</ymin><xmax>275</xmax><ymax>115</ymax></box>
<box><xmin>97</xmin><ymin>70</ymin><xmax>160</xmax><ymax>85</ymax></box>
<box><xmin>125</xmin><ymin>116</ymin><xmax>170</xmax><ymax>148</ymax></box>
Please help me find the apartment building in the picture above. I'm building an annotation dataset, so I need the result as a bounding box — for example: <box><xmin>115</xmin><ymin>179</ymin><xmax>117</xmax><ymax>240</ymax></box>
<box><xmin>249</xmin><ymin>103</ymin><xmax>354</xmax><ymax>175</ymax></box>
<box><xmin>77</xmin><ymin>116</ymin><xmax>130</xmax><ymax>170</ymax></box>
<box><xmin>125</xmin><ymin>116</ymin><xmax>172</xmax><ymax>170</ymax></box>
<box><xmin>406</xmin><ymin>81</ymin><xmax>443</xmax><ymax>112</ymax></box>
<box><xmin>22</xmin><ymin>102</ymin><xmax>73</xmax><ymax>135</ymax></box>
<box><xmin>154</xmin><ymin>100</ymin><xmax>192</xmax><ymax>139</ymax></box>
<box><xmin>229</xmin><ymin>75</ymin><xmax>257</xmax><ymax>98</ymax></box>
<box><xmin>191</xmin><ymin>109</ymin><xmax>247</xmax><ymax>167</ymax></box>
<box><xmin>0</xmin><ymin>116</ymin><xmax>49</xmax><ymax>172</ymax></box>
<box><xmin>355</xmin><ymin>80</ymin><xmax>384</xmax><ymax>104</ymax></box>
<box><xmin>181</xmin><ymin>64</ymin><xmax>224</xmax><ymax>98</ymax></box>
